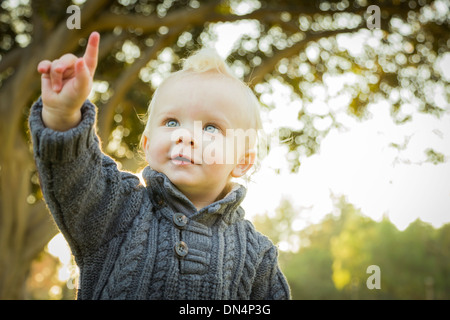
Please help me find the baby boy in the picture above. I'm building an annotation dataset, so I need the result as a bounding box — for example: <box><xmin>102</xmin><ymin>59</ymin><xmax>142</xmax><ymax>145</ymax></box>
<box><xmin>29</xmin><ymin>32</ymin><xmax>290</xmax><ymax>299</ymax></box>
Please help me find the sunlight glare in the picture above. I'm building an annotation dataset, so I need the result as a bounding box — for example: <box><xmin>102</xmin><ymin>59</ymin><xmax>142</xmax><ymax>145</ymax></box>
<box><xmin>47</xmin><ymin>233</ymin><xmax>71</xmax><ymax>265</ymax></box>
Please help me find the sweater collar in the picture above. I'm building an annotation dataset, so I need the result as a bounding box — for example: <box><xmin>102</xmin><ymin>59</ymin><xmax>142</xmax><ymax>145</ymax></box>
<box><xmin>141</xmin><ymin>166</ymin><xmax>246</xmax><ymax>224</ymax></box>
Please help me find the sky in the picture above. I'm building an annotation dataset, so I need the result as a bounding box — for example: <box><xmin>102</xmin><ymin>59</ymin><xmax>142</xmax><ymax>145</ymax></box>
<box><xmin>212</xmin><ymin>21</ymin><xmax>450</xmax><ymax>231</ymax></box>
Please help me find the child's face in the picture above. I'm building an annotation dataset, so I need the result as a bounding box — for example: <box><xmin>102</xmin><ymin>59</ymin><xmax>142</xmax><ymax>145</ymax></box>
<box><xmin>143</xmin><ymin>72</ymin><xmax>256</xmax><ymax>199</ymax></box>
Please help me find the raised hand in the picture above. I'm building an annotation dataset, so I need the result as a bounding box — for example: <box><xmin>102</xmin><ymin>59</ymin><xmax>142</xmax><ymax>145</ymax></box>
<box><xmin>38</xmin><ymin>32</ymin><xmax>100</xmax><ymax>131</ymax></box>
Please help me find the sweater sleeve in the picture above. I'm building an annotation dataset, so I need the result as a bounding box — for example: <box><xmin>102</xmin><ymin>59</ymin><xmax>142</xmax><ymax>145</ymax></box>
<box><xmin>251</xmin><ymin>245</ymin><xmax>291</xmax><ymax>300</ymax></box>
<box><xmin>28</xmin><ymin>98</ymin><xmax>143</xmax><ymax>258</ymax></box>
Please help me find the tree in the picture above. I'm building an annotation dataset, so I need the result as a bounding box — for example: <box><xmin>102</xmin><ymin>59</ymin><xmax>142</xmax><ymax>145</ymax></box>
<box><xmin>329</xmin><ymin>204</ymin><xmax>450</xmax><ymax>300</ymax></box>
<box><xmin>330</xmin><ymin>201</ymin><xmax>380</xmax><ymax>298</ymax></box>
<box><xmin>260</xmin><ymin>195</ymin><xmax>450</xmax><ymax>299</ymax></box>
<box><xmin>0</xmin><ymin>0</ymin><xmax>448</xmax><ymax>299</ymax></box>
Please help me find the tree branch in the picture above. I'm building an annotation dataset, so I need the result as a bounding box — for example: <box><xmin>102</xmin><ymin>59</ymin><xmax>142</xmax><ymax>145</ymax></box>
<box><xmin>245</xmin><ymin>24</ymin><xmax>366</xmax><ymax>87</ymax></box>
<box><xmin>24</xmin><ymin>200</ymin><xmax>58</xmax><ymax>261</ymax></box>
<box><xmin>0</xmin><ymin>47</ymin><xmax>23</xmax><ymax>74</ymax></box>
<box><xmin>91</xmin><ymin>2</ymin><xmax>217</xmax><ymax>32</ymax></box>
<box><xmin>80</xmin><ymin>0</ymin><xmax>111</xmax><ymax>25</ymax></box>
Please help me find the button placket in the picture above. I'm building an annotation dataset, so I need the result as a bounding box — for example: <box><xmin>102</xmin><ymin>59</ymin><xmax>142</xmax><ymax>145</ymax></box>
<box><xmin>172</xmin><ymin>213</ymin><xmax>189</xmax><ymax>260</ymax></box>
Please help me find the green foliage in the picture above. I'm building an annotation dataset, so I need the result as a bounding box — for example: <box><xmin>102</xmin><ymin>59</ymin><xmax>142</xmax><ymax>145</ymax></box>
<box><xmin>254</xmin><ymin>196</ymin><xmax>450</xmax><ymax>299</ymax></box>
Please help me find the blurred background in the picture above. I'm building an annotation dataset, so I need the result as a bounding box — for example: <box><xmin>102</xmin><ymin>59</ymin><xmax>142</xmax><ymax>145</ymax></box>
<box><xmin>0</xmin><ymin>0</ymin><xmax>449</xmax><ymax>299</ymax></box>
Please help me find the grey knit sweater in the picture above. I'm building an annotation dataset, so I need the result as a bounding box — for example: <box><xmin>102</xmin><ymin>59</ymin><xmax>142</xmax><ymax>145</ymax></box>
<box><xmin>29</xmin><ymin>98</ymin><xmax>290</xmax><ymax>300</ymax></box>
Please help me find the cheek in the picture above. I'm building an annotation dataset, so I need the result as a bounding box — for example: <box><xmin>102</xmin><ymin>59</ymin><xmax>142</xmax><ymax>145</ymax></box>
<box><xmin>145</xmin><ymin>133</ymin><xmax>170</xmax><ymax>163</ymax></box>
<box><xmin>202</xmin><ymin>136</ymin><xmax>229</xmax><ymax>165</ymax></box>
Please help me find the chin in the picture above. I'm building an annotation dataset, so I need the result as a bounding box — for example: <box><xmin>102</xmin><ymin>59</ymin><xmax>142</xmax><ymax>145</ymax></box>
<box><xmin>167</xmin><ymin>173</ymin><xmax>199</xmax><ymax>188</ymax></box>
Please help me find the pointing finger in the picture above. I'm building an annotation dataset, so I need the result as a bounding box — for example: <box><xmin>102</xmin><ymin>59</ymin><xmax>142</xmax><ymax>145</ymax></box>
<box><xmin>83</xmin><ymin>31</ymin><xmax>100</xmax><ymax>76</ymax></box>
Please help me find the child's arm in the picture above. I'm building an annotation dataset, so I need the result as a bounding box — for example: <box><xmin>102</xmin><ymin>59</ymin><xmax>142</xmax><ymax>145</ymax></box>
<box><xmin>29</xmin><ymin>32</ymin><xmax>144</xmax><ymax>258</ymax></box>
<box><xmin>251</xmin><ymin>244</ymin><xmax>291</xmax><ymax>300</ymax></box>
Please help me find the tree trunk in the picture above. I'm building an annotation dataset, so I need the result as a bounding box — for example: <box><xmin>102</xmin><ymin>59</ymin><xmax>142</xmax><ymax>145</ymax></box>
<box><xmin>0</xmin><ymin>133</ymin><xmax>58</xmax><ymax>299</ymax></box>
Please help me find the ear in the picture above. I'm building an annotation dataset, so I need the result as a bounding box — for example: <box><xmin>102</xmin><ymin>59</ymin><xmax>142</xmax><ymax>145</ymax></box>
<box><xmin>142</xmin><ymin>135</ymin><xmax>151</xmax><ymax>162</ymax></box>
<box><xmin>142</xmin><ymin>135</ymin><xmax>148</xmax><ymax>151</ymax></box>
<box><xmin>230</xmin><ymin>149</ymin><xmax>256</xmax><ymax>178</ymax></box>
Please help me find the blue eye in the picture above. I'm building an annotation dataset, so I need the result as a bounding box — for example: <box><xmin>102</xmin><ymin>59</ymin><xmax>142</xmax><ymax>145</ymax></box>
<box><xmin>165</xmin><ymin>119</ymin><xmax>179</xmax><ymax>127</ymax></box>
<box><xmin>204</xmin><ymin>124</ymin><xmax>219</xmax><ymax>134</ymax></box>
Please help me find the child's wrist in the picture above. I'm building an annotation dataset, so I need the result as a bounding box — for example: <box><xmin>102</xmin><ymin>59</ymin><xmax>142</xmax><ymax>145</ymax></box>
<box><xmin>42</xmin><ymin>105</ymin><xmax>82</xmax><ymax>131</ymax></box>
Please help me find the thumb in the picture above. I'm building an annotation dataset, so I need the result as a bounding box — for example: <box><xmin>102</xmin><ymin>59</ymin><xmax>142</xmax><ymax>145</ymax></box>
<box><xmin>73</xmin><ymin>58</ymin><xmax>91</xmax><ymax>93</ymax></box>
<box><xmin>40</xmin><ymin>72</ymin><xmax>53</xmax><ymax>95</ymax></box>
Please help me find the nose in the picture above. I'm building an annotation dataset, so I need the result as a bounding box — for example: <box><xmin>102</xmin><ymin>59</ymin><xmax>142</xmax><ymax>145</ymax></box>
<box><xmin>174</xmin><ymin>128</ymin><xmax>196</xmax><ymax>147</ymax></box>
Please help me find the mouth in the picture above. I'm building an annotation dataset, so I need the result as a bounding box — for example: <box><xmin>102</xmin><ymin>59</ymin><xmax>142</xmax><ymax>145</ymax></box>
<box><xmin>171</xmin><ymin>155</ymin><xmax>195</xmax><ymax>165</ymax></box>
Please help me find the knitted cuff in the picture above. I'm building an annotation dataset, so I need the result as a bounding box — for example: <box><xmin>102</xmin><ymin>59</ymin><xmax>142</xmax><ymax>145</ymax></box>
<box><xmin>28</xmin><ymin>97</ymin><xmax>99</xmax><ymax>163</ymax></box>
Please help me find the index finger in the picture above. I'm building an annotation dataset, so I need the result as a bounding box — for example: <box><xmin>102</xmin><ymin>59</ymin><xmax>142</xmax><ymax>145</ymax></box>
<box><xmin>83</xmin><ymin>31</ymin><xmax>100</xmax><ymax>76</ymax></box>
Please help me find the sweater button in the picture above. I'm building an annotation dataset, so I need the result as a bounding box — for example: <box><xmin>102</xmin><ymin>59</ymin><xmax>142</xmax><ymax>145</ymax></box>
<box><xmin>173</xmin><ymin>212</ymin><xmax>188</xmax><ymax>228</ymax></box>
<box><xmin>174</xmin><ymin>241</ymin><xmax>188</xmax><ymax>257</ymax></box>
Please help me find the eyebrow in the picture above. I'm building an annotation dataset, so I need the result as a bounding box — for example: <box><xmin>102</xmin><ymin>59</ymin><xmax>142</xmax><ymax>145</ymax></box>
<box><xmin>198</xmin><ymin>107</ymin><xmax>235</xmax><ymax>130</ymax></box>
<box><xmin>153</xmin><ymin>103</ymin><xmax>235</xmax><ymax>128</ymax></box>
<box><xmin>150</xmin><ymin>105</ymin><xmax>176</xmax><ymax>120</ymax></box>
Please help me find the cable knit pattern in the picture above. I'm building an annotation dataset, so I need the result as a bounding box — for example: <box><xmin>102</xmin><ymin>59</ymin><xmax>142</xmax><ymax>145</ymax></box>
<box><xmin>148</xmin><ymin>216</ymin><xmax>172</xmax><ymax>299</ymax></box>
<box><xmin>222</xmin><ymin>225</ymin><xmax>236</xmax><ymax>299</ymax></box>
<box><xmin>29</xmin><ymin>98</ymin><xmax>290</xmax><ymax>300</ymax></box>
<box><xmin>101</xmin><ymin>201</ymin><xmax>153</xmax><ymax>299</ymax></box>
